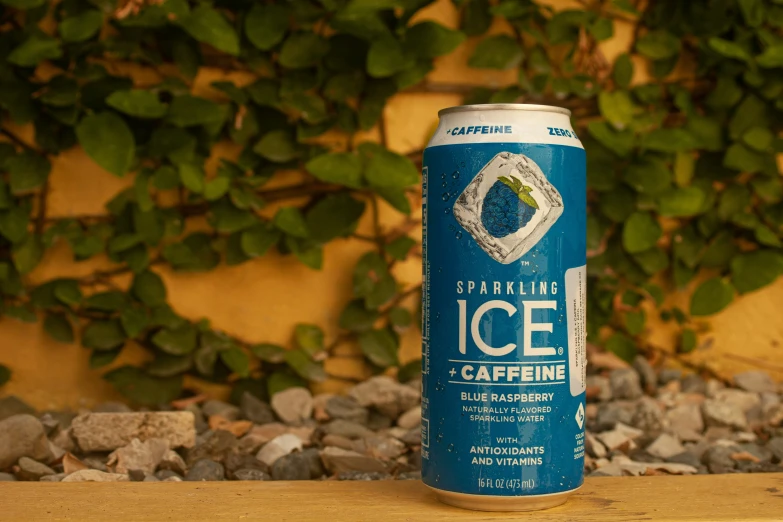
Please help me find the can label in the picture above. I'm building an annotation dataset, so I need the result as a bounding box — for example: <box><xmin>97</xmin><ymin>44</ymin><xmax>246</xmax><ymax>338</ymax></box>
<box><xmin>422</xmin><ymin>139</ymin><xmax>586</xmax><ymax>497</ymax></box>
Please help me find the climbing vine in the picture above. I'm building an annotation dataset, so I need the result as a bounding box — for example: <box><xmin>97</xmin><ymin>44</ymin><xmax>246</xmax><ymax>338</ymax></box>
<box><xmin>0</xmin><ymin>0</ymin><xmax>781</xmax><ymax>402</ymax></box>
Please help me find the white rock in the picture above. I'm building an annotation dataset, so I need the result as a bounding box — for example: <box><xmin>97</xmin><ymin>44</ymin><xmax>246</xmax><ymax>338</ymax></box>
<box><xmin>61</xmin><ymin>470</ymin><xmax>129</xmax><ymax>482</ymax></box>
<box><xmin>702</xmin><ymin>399</ymin><xmax>748</xmax><ymax>430</ymax></box>
<box><xmin>271</xmin><ymin>388</ymin><xmax>313</xmax><ymax>425</ymax></box>
<box><xmin>71</xmin><ymin>412</ymin><xmax>195</xmax><ymax>452</ymax></box>
<box><xmin>665</xmin><ymin>403</ymin><xmax>704</xmax><ymax>441</ymax></box>
<box><xmin>646</xmin><ymin>434</ymin><xmax>685</xmax><ymax>460</ymax></box>
<box><xmin>108</xmin><ymin>438</ymin><xmax>169</xmax><ymax>474</ymax></box>
<box><xmin>396</xmin><ymin>406</ymin><xmax>421</xmax><ymax>430</ymax></box>
<box><xmin>712</xmin><ymin>389</ymin><xmax>761</xmax><ymax>413</ymax></box>
<box><xmin>733</xmin><ymin>371</ymin><xmax>776</xmax><ymax>394</ymax></box>
<box><xmin>596</xmin><ymin>423</ymin><xmax>643</xmax><ymax>451</ymax></box>
<box><xmin>256</xmin><ymin>434</ymin><xmax>303</xmax><ymax>467</ymax></box>
<box><xmin>585</xmin><ymin>432</ymin><xmax>607</xmax><ymax>458</ymax></box>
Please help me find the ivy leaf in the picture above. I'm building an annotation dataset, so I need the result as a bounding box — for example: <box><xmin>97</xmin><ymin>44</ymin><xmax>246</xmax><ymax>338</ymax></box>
<box><xmin>339</xmin><ymin>299</ymin><xmax>379</xmax><ymax>332</ymax></box>
<box><xmin>284</xmin><ymin>349</ymin><xmax>327</xmax><ymax>382</ymax></box>
<box><xmin>679</xmin><ymin>328</ymin><xmax>697</xmax><ymax>353</ymax></box>
<box><xmin>657</xmin><ymin>187</ymin><xmax>706</xmax><ymax>217</ymax></box>
<box><xmin>0</xmin><ymin>0</ymin><xmax>46</xmax><ymax>8</ymax></box>
<box><xmin>178</xmin><ymin>162</ymin><xmax>205</xmax><ymax>194</ymax></box>
<box><xmin>131</xmin><ymin>270</ymin><xmax>167</xmax><ymax>306</ymax></box>
<box><xmin>203</xmin><ymin>177</ymin><xmax>231</xmax><ymax>201</ymax></box>
<box><xmin>623</xmin><ymin>309</ymin><xmax>646</xmax><ymax>336</ymax></box>
<box><xmin>367</xmin><ymin>37</ymin><xmax>411</xmax><ymax>78</ymax></box>
<box><xmin>273</xmin><ymin>207</ymin><xmax>309</xmax><ymax>238</ymax></box>
<box><xmin>756</xmin><ymin>45</ymin><xmax>783</xmax><ymax>68</ymax></box>
<box><xmin>398</xmin><ymin>359</ymin><xmax>421</xmax><ymax>383</ymax></box>
<box><xmin>708</xmin><ymin>37</ymin><xmax>750</xmax><ymax>62</ymax></box>
<box><xmin>622</xmin><ymin>212</ymin><xmax>661</xmax><ymax>254</ymax></box>
<box><xmin>0</xmin><ymin>365</ymin><xmax>9</xmax><ymax>387</ymax></box>
<box><xmin>76</xmin><ymin>112</ymin><xmax>135</xmax><ymax>177</ymax></box>
<box><xmin>0</xmin><ymin>206</ymin><xmax>28</xmax><ymax>244</ymax></box>
<box><xmin>635</xmin><ymin>30</ymin><xmax>680</xmax><ymax>60</ymax></box>
<box><xmin>363</xmin><ymin>144</ymin><xmax>418</xmax><ymax>188</ymax></box>
<box><xmin>306</xmin><ymin>193</ymin><xmax>365</xmax><ymax>242</ymax></box>
<box><xmin>8</xmin><ymin>32</ymin><xmax>62</xmax><ymax>67</ymax></box>
<box><xmin>82</xmin><ymin>319</ymin><xmax>127</xmax><ymax>350</ymax></box>
<box><xmin>405</xmin><ymin>22</ymin><xmax>465</xmax><ymax>59</ymax></box>
<box><xmin>251</xmin><ymin>343</ymin><xmax>287</xmax><ymax>363</ymax></box>
<box><xmin>85</xmin><ymin>291</ymin><xmax>128</xmax><ymax>311</ymax></box>
<box><xmin>389</xmin><ymin>307</ymin><xmax>412</xmax><ymax>330</ymax></box>
<box><xmin>166</xmin><ymin>95</ymin><xmax>226</xmax><ymax>127</ymax></box>
<box><xmin>294</xmin><ymin>323</ymin><xmax>324</xmax><ymax>356</ymax></box>
<box><xmin>731</xmin><ymin>250</ymin><xmax>783</xmax><ymax>294</ymax></box>
<box><xmin>254</xmin><ymin>130</ymin><xmax>298</xmax><ymax>163</ymax></box>
<box><xmin>463</xmin><ymin>0</ymin><xmax>492</xmax><ymax>36</ymax></box>
<box><xmin>106</xmin><ymin>90</ymin><xmax>168</xmax><ymax>119</ymax></box>
<box><xmin>13</xmin><ymin>236</ymin><xmax>43</xmax><ymax>274</ymax></box>
<box><xmin>104</xmin><ymin>366</ymin><xmax>182</xmax><ymax>406</ymax></box>
<box><xmin>279</xmin><ymin>33</ymin><xmax>329</xmax><ymax>69</ymax></box>
<box><xmin>690</xmin><ymin>278</ymin><xmax>734</xmax><ymax>316</ymax></box>
<box><xmin>305</xmin><ymin>153</ymin><xmax>363</xmax><ymax>188</ymax></box>
<box><xmin>220</xmin><ymin>347</ymin><xmax>251</xmax><ymax>378</ymax></box>
<box><xmin>240</xmin><ymin>225</ymin><xmax>281</xmax><ymax>257</ymax></box>
<box><xmin>44</xmin><ymin>313</ymin><xmax>75</xmax><ymax>343</ymax></box>
<box><xmin>613</xmin><ymin>53</ymin><xmax>633</xmax><ymax>88</ymax></box>
<box><xmin>604</xmin><ymin>333</ymin><xmax>637</xmax><ymax>363</ymax></box>
<box><xmin>59</xmin><ymin>10</ymin><xmax>103</xmax><ymax>43</ymax></box>
<box><xmin>54</xmin><ymin>279</ymin><xmax>82</xmax><ymax>306</ymax></box>
<box><xmin>598</xmin><ymin>90</ymin><xmax>637</xmax><ymax>129</ymax></box>
<box><xmin>286</xmin><ymin>237</ymin><xmax>323</xmax><ymax>270</ymax></box>
<box><xmin>245</xmin><ymin>3</ymin><xmax>288</xmax><ymax>51</ymax></box>
<box><xmin>146</xmin><ymin>353</ymin><xmax>193</xmax><ymax>377</ymax></box>
<box><xmin>152</xmin><ymin>324</ymin><xmax>198</xmax><ymax>355</ymax></box>
<box><xmin>385</xmin><ymin>236</ymin><xmax>416</xmax><ymax>260</ymax></box>
<box><xmin>177</xmin><ymin>5</ymin><xmax>239</xmax><ymax>55</ymax></box>
<box><xmin>121</xmin><ymin>307</ymin><xmax>149</xmax><ymax>338</ymax></box>
<box><xmin>358</xmin><ymin>328</ymin><xmax>399</xmax><ymax>367</ymax></box>
<box><xmin>7</xmin><ymin>152</ymin><xmax>50</xmax><ymax>194</ymax></box>
<box><xmin>468</xmin><ymin>35</ymin><xmax>522</xmax><ymax>70</ymax></box>
<box><xmin>739</xmin><ymin>0</ymin><xmax>764</xmax><ymax>27</ymax></box>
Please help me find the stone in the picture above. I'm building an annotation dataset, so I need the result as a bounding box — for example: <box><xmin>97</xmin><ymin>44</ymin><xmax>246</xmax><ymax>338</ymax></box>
<box><xmin>0</xmin><ymin>472</ymin><xmax>17</xmax><ymax>481</ymax></box>
<box><xmin>184</xmin><ymin>404</ymin><xmax>208</xmax><ymax>434</ymax></box>
<box><xmin>366</xmin><ymin>411</ymin><xmax>393</xmax><ymax>431</ymax></box>
<box><xmin>585</xmin><ymin>432</ymin><xmax>607</xmax><ymax>458</ymax></box>
<box><xmin>208</xmin><ymin>416</ymin><xmax>253</xmax><ymax>437</ymax></box>
<box><xmin>163</xmin><ymin>476</ymin><xmax>183</xmax><ymax>482</ymax></box>
<box><xmin>646</xmin><ymin>434</ymin><xmax>685</xmax><ymax>460</ymax></box>
<box><xmin>397</xmin><ymin>406</ymin><xmax>421</xmax><ymax>430</ymax></box>
<box><xmin>320</xmin><ymin>446</ymin><xmax>387</xmax><ymax>474</ymax></box>
<box><xmin>239</xmin><ymin>393</ymin><xmax>275</xmax><ymax>425</ymax></box>
<box><xmin>706</xmin><ymin>379</ymin><xmax>725</xmax><ymax>397</ymax></box>
<box><xmin>666</xmin><ymin>451</ymin><xmax>701</xmax><ymax>468</ymax></box>
<box><xmin>633</xmin><ymin>356</ymin><xmax>657</xmax><ymax>393</ymax></box>
<box><xmin>760</xmin><ymin>392</ymin><xmax>780</xmax><ymax>420</ymax></box>
<box><xmin>702</xmin><ymin>399</ymin><xmax>748</xmax><ymax>430</ymax></box>
<box><xmin>0</xmin><ymin>396</ymin><xmax>35</xmax><ymax>422</ymax></box>
<box><xmin>299</xmin><ymin>448</ymin><xmax>325</xmax><ymax>479</ymax></box>
<box><xmin>202</xmin><ymin>400</ymin><xmax>241</xmax><ymax>422</ymax></box>
<box><xmin>185</xmin><ymin>429</ymin><xmax>239</xmax><ymax>465</ymax></box>
<box><xmin>354</xmin><ymin>435</ymin><xmax>406</xmax><ymax>460</ymax></box>
<box><xmin>143</xmin><ymin>475</ymin><xmax>160</xmax><ymax>482</ymax></box>
<box><xmin>234</xmin><ymin>469</ymin><xmax>271</xmax><ymax>481</ymax></box>
<box><xmin>271</xmin><ymin>387</ymin><xmax>313</xmax><ymax>425</ymax></box>
<box><xmin>155</xmin><ymin>469</ymin><xmax>182</xmax><ymax>481</ymax></box>
<box><xmin>15</xmin><ymin>457</ymin><xmax>56</xmax><ymax>481</ymax></box>
<box><xmin>400</xmin><ymin>428</ymin><xmax>421</xmax><ymax>446</ymax></box>
<box><xmin>337</xmin><ymin>471</ymin><xmax>392</xmax><ymax>481</ymax></box>
<box><xmin>93</xmin><ymin>402</ymin><xmax>132</xmax><ymax>413</ymax></box>
<box><xmin>586</xmin><ymin>375</ymin><xmax>612</xmax><ymax>402</ymax></box>
<box><xmin>681</xmin><ymin>374</ymin><xmax>707</xmax><ymax>395</ymax></box>
<box><xmin>348</xmin><ymin>376</ymin><xmax>420</xmax><ymax>419</ymax></box>
<box><xmin>185</xmin><ymin>459</ymin><xmax>225</xmax><ymax>481</ymax></box>
<box><xmin>713</xmin><ymin>389</ymin><xmax>761</xmax><ymax>413</ymax></box>
<box><xmin>632</xmin><ymin>397</ymin><xmax>666</xmax><ymax>433</ymax></box>
<box><xmin>595</xmin><ymin>401</ymin><xmax>635</xmax><ymax>431</ymax></box>
<box><xmin>658</xmin><ymin>369</ymin><xmax>682</xmax><ymax>385</ymax></box>
<box><xmin>322</xmin><ymin>434</ymin><xmax>355</xmax><ymax>451</ymax></box>
<box><xmin>271</xmin><ymin>452</ymin><xmax>311</xmax><ymax>480</ymax></box>
<box><xmin>61</xmin><ymin>470</ymin><xmax>129</xmax><ymax>482</ymax></box>
<box><xmin>128</xmin><ymin>469</ymin><xmax>146</xmax><ymax>482</ymax></box>
<box><xmin>256</xmin><ymin>434</ymin><xmax>303</xmax><ymax>467</ymax></box>
<box><xmin>666</xmin><ymin>403</ymin><xmax>704</xmax><ymax>442</ymax></box>
<box><xmin>158</xmin><ymin>450</ymin><xmax>187</xmax><ymax>475</ymax></box>
<box><xmin>40</xmin><ymin>473</ymin><xmax>65</xmax><ymax>482</ymax></box>
<box><xmin>733</xmin><ymin>371</ymin><xmax>776</xmax><ymax>394</ymax></box>
<box><xmin>287</xmin><ymin>425</ymin><xmax>315</xmax><ymax>444</ymax></box>
<box><xmin>0</xmin><ymin>414</ymin><xmax>51</xmax><ymax>469</ymax></box>
<box><xmin>738</xmin><ymin>443</ymin><xmax>773</xmax><ymax>463</ymax></box>
<box><xmin>703</xmin><ymin>445</ymin><xmax>739</xmax><ymax>473</ymax></box>
<box><xmin>240</xmin><ymin>423</ymin><xmax>288</xmax><ymax>453</ymax></box>
<box><xmin>767</xmin><ymin>437</ymin><xmax>783</xmax><ymax>462</ymax></box>
<box><xmin>51</xmin><ymin>428</ymin><xmax>76</xmax><ymax>453</ymax></box>
<box><xmin>82</xmin><ymin>457</ymin><xmax>109</xmax><ymax>472</ymax></box>
<box><xmin>397</xmin><ymin>471</ymin><xmax>421</xmax><ymax>480</ymax></box>
<box><xmin>609</xmin><ymin>369</ymin><xmax>643</xmax><ymax>400</ymax></box>
<box><xmin>589</xmin><ymin>463</ymin><xmax>624</xmax><ymax>477</ymax></box>
<box><xmin>596</xmin><ymin>423</ymin><xmax>643</xmax><ymax>451</ymax></box>
<box><xmin>325</xmin><ymin>396</ymin><xmax>369</xmax><ymax>425</ymax></box>
<box><xmin>322</xmin><ymin>419</ymin><xmax>374</xmax><ymax>439</ymax></box>
<box><xmin>107</xmin><ymin>438</ymin><xmax>169</xmax><ymax>474</ymax></box>
<box><xmin>71</xmin><ymin>412</ymin><xmax>195</xmax><ymax>452</ymax></box>
<box><xmin>47</xmin><ymin>440</ymin><xmax>66</xmax><ymax>462</ymax></box>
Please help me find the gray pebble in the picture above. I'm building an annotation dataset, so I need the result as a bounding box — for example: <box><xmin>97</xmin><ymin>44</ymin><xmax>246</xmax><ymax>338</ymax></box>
<box><xmin>595</xmin><ymin>401</ymin><xmax>635</xmax><ymax>431</ymax></box>
<box><xmin>184</xmin><ymin>404</ymin><xmax>208</xmax><ymax>434</ymax></box>
<box><xmin>767</xmin><ymin>437</ymin><xmax>783</xmax><ymax>462</ymax></box>
<box><xmin>666</xmin><ymin>451</ymin><xmax>701</xmax><ymax>468</ymax></box>
<box><xmin>0</xmin><ymin>396</ymin><xmax>35</xmax><ymax>422</ymax></box>
<box><xmin>609</xmin><ymin>369</ymin><xmax>643</xmax><ymax>400</ymax></box>
<box><xmin>702</xmin><ymin>445</ymin><xmax>738</xmax><ymax>473</ymax></box>
<box><xmin>39</xmin><ymin>473</ymin><xmax>65</xmax><ymax>482</ymax></box>
<box><xmin>185</xmin><ymin>459</ymin><xmax>225</xmax><ymax>481</ymax></box>
<box><xmin>271</xmin><ymin>452</ymin><xmax>311</xmax><ymax>481</ymax></box>
<box><xmin>325</xmin><ymin>396</ymin><xmax>369</xmax><ymax>425</ymax></box>
<box><xmin>15</xmin><ymin>457</ymin><xmax>55</xmax><ymax>481</ymax></box>
<box><xmin>681</xmin><ymin>374</ymin><xmax>707</xmax><ymax>395</ymax></box>
<box><xmin>658</xmin><ymin>369</ymin><xmax>682</xmax><ymax>385</ymax></box>
<box><xmin>633</xmin><ymin>356</ymin><xmax>657</xmax><ymax>393</ymax></box>
<box><xmin>733</xmin><ymin>371</ymin><xmax>776</xmax><ymax>394</ymax></box>
<box><xmin>322</xmin><ymin>419</ymin><xmax>373</xmax><ymax>439</ymax></box>
<box><xmin>0</xmin><ymin>472</ymin><xmax>17</xmax><ymax>481</ymax></box>
<box><xmin>586</xmin><ymin>375</ymin><xmax>612</xmax><ymax>402</ymax></box>
<box><xmin>128</xmin><ymin>469</ymin><xmax>146</xmax><ymax>482</ymax></box>
<box><xmin>240</xmin><ymin>393</ymin><xmax>275</xmax><ymax>425</ymax></box>
<box><xmin>234</xmin><ymin>469</ymin><xmax>271</xmax><ymax>481</ymax></box>
<box><xmin>155</xmin><ymin>469</ymin><xmax>183</xmax><ymax>481</ymax></box>
<box><xmin>738</xmin><ymin>443</ymin><xmax>773</xmax><ymax>463</ymax></box>
<box><xmin>365</xmin><ymin>411</ymin><xmax>393</xmax><ymax>431</ymax></box>
<box><xmin>202</xmin><ymin>400</ymin><xmax>241</xmax><ymax>422</ymax></box>
<box><xmin>632</xmin><ymin>397</ymin><xmax>665</xmax><ymax>434</ymax></box>
<box><xmin>337</xmin><ymin>471</ymin><xmax>392</xmax><ymax>481</ymax></box>
<box><xmin>397</xmin><ymin>471</ymin><xmax>421</xmax><ymax>480</ymax></box>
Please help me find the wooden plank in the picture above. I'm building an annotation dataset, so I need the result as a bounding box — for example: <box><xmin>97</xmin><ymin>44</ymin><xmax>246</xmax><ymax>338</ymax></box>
<box><xmin>2</xmin><ymin>474</ymin><xmax>783</xmax><ymax>521</ymax></box>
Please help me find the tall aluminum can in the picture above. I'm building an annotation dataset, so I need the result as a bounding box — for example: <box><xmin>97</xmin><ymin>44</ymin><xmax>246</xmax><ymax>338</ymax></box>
<box><xmin>421</xmin><ymin>104</ymin><xmax>587</xmax><ymax>511</ymax></box>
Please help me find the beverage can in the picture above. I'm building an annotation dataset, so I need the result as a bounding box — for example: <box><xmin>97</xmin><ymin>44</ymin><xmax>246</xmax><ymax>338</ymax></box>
<box><xmin>421</xmin><ymin>103</ymin><xmax>587</xmax><ymax>511</ymax></box>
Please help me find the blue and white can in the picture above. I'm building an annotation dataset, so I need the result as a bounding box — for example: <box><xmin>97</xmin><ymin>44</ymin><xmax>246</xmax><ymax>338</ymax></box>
<box><xmin>421</xmin><ymin>104</ymin><xmax>586</xmax><ymax>511</ymax></box>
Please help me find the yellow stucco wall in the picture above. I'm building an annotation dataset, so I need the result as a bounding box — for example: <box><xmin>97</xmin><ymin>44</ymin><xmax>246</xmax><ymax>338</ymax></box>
<box><xmin>1</xmin><ymin>0</ymin><xmax>782</xmax><ymax>410</ymax></box>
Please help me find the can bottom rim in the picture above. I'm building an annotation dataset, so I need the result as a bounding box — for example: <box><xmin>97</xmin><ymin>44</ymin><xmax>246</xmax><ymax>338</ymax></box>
<box><xmin>427</xmin><ymin>485</ymin><xmax>581</xmax><ymax>512</ymax></box>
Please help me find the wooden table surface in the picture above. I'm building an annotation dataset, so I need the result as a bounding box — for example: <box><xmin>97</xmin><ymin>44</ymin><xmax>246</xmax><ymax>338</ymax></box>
<box><xmin>1</xmin><ymin>474</ymin><xmax>782</xmax><ymax>521</ymax></box>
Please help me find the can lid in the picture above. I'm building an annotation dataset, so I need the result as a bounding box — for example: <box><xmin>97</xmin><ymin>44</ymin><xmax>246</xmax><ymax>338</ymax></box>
<box><xmin>438</xmin><ymin>103</ymin><xmax>571</xmax><ymax>117</ymax></box>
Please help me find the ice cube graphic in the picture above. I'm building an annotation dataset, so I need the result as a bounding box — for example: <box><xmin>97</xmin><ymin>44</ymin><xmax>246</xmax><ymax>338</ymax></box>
<box><xmin>453</xmin><ymin>152</ymin><xmax>564</xmax><ymax>264</ymax></box>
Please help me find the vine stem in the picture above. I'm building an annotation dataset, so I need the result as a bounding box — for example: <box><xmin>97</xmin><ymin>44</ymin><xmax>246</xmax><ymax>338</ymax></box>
<box><xmin>0</xmin><ymin>126</ymin><xmax>43</xmax><ymax>154</ymax></box>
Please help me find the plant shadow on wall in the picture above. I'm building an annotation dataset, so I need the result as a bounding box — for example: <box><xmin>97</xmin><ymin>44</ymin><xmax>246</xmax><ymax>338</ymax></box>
<box><xmin>0</xmin><ymin>0</ymin><xmax>782</xmax><ymax>403</ymax></box>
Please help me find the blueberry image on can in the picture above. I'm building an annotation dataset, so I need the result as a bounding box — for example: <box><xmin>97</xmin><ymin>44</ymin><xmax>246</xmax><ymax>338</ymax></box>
<box><xmin>480</xmin><ymin>175</ymin><xmax>539</xmax><ymax>238</ymax></box>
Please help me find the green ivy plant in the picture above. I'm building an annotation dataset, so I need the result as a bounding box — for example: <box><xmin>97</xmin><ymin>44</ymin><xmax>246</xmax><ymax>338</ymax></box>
<box><xmin>0</xmin><ymin>0</ymin><xmax>782</xmax><ymax>399</ymax></box>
